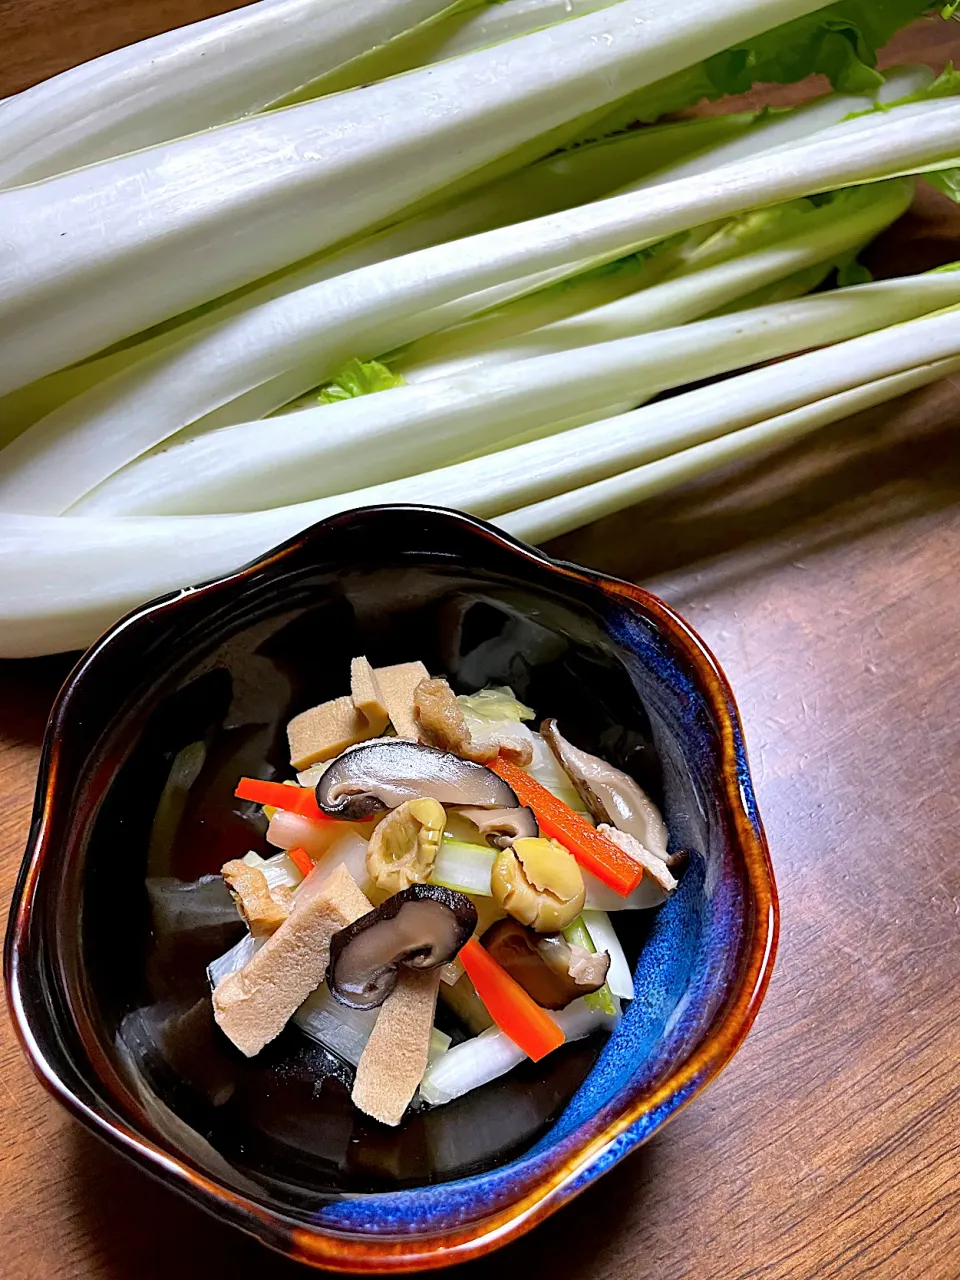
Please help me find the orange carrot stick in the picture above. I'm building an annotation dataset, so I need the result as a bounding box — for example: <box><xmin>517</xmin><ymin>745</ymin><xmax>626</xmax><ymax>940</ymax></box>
<box><xmin>286</xmin><ymin>846</ymin><xmax>315</xmax><ymax>879</ymax></box>
<box><xmin>234</xmin><ymin>777</ymin><xmax>331</xmax><ymax>823</ymax></box>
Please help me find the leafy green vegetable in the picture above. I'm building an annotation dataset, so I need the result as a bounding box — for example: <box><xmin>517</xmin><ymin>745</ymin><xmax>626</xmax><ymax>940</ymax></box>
<box><xmin>587</xmin><ymin>1</ymin><xmax>933</xmax><ymax>129</ymax></box>
<box><xmin>835</xmin><ymin>257</ymin><xmax>874</xmax><ymax>286</ymax></box>
<box><xmin>457</xmin><ymin>687</ymin><xmax>536</xmax><ymax>722</ymax></box>
<box><xmin>316</xmin><ymin>358</ymin><xmax>406</xmax><ymax>404</ymax></box>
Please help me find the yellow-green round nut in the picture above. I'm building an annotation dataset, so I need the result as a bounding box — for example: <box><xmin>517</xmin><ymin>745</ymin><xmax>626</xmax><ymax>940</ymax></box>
<box><xmin>490</xmin><ymin>836</ymin><xmax>585</xmax><ymax>932</ymax></box>
<box><xmin>365</xmin><ymin>797</ymin><xmax>445</xmax><ymax>894</ymax></box>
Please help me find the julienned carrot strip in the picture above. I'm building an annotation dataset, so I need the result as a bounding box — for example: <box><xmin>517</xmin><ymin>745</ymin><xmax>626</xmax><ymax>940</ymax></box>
<box><xmin>234</xmin><ymin>777</ymin><xmax>331</xmax><ymax>822</ymax></box>
<box><xmin>459</xmin><ymin>938</ymin><xmax>565</xmax><ymax>1063</ymax></box>
<box><xmin>489</xmin><ymin>756</ymin><xmax>642</xmax><ymax>897</ymax></box>
<box><xmin>286</xmin><ymin>846</ymin><xmax>315</xmax><ymax>879</ymax></box>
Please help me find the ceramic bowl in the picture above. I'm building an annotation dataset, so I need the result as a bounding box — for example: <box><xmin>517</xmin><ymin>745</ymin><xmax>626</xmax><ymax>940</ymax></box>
<box><xmin>5</xmin><ymin>504</ymin><xmax>777</xmax><ymax>1272</ymax></box>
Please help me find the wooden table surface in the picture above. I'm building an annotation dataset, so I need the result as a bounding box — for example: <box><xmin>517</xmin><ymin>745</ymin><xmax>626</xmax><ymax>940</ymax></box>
<box><xmin>2</xmin><ymin>6</ymin><xmax>960</xmax><ymax>1278</ymax></box>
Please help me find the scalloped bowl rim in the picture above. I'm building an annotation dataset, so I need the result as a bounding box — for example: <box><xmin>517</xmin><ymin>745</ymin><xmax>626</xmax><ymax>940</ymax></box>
<box><xmin>4</xmin><ymin>504</ymin><xmax>778</xmax><ymax>1273</ymax></box>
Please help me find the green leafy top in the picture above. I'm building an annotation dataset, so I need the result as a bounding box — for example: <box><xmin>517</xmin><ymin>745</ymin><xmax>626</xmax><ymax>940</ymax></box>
<box><xmin>317</xmin><ymin>358</ymin><xmax>406</xmax><ymax>404</ymax></box>
<box><xmin>592</xmin><ymin>1</ymin><xmax>934</xmax><ymax>129</ymax></box>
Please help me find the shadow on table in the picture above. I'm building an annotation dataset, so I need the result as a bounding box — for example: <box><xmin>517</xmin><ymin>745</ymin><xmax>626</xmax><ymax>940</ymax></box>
<box><xmin>0</xmin><ymin>652</ymin><xmax>76</xmax><ymax>747</ymax></box>
<box><xmin>65</xmin><ymin>1120</ymin><xmax>663</xmax><ymax>1279</ymax></box>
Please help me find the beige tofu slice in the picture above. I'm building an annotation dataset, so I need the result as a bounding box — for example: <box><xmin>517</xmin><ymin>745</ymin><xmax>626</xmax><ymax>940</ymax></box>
<box><xmin>287</xmin><ymin>694</ymin><xmax>378</xmax><ymax>771</ymax></box>
<box><xmin>212</xmin><ymin>864</ymin><xmax>372</xmax><ymax>1057</ymax></box>
<box><xmin>350</xmin><ymin>656</ymin><xmax>390</xmax><ymax>735</ymax></box>
<box><xmin>352</xmin><ymin>967</ymin><xmax>441</xmax><ymax>1127</ymax></box>
<box><xmin>374</xmin><ymin>660</ymin><xmax>429</xmax><ymax>740</ymax></box>
<box><xmin>221</xmin><ymin>860</ymin><xmax>290</xmax><ymax>938</ymax></box>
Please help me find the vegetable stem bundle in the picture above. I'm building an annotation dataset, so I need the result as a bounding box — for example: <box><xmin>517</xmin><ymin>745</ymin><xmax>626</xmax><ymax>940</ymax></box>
<box><xmin>0</xmin><ymin>0</ymin><xmax>835</xmax><ymax>392</ymax></box>
<box><xmin>0</xmin><ymin>0</ymin><xmax>957</xmax><ymax>657</ymax></box>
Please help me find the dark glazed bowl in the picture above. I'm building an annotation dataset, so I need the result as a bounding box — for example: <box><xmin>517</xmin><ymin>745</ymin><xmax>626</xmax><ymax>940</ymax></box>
<box><xmin>5</xmin><ymin>505</ymin><xmax>777</xmax><ymax>1272</ymax></box>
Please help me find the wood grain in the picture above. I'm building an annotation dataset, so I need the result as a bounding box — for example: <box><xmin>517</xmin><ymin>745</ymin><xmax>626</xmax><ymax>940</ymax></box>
<box><xmin>1</xmin><ymin>8</ymin><xmax>960</xmax><ymax>1278</ymax></box>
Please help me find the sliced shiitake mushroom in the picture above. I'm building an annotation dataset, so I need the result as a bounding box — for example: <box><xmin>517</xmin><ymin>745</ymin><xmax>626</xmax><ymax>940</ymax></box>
<box><xmin>316</xmin><ymin>739</ymin><xmax>520</xmax><ymax>821</ymax></box>
<box><xmin>481</xmin><ymin>919</ymin><xmax>610</xmax><ymax>1009</ymax></box>
<box><xmin>326</xmin><ymin>884</ymin><xmax>478</xmax><ymax>1010</ymax></box>
<box><xmin>541</xmin><ymin>719</ymin><xmax>670</xmax><ymax>858</ymax></box>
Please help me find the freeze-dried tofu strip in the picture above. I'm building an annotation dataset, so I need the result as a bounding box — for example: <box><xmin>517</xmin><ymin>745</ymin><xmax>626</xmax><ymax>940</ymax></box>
<box><xmin>374</xmin><ymin>660</ymin><xmax>429</xmax><ymax>740</ymax></box>
<box><xmin>352</xmin><ymin>967</ymin><xmax>441</xmax><ymax>1126</ymax></box>
<box><xmin>351</xmin><ymin>656</ymin><xmax>390</xmax><ymax>735</ymax></box>
<box><xmin>221</xmin><ymin>859</ymin><xmax>289</xmax><ymax>937</ymax></box>
<box><xmin>212</xmin><ymin>864</ymin><xmax>371</xmax><ymax>1057</ymax></box>
<box><xmin>287</xmin><ymin>694</ymin><xmax>377</xmax><ymax>771</ymax></box>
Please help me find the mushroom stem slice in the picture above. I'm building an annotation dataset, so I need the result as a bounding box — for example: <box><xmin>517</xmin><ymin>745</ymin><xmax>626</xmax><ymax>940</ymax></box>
<box><xmin>454</xmin><ymin>805</ymin><xmax>538</xmax><ymax>849</ymax></box>
<box><xmin>597</xmin><ymin>825</ymin><xmax>677</xmax><ymax>893</ymax></box>
<box><xmin>315</xmin><ymin>739</ymin><xmax>520</xmax><ymax>821</ymax></box>
<box><xmin>326</xmin><ymin>884</ymin><xmax>478</xmax><ymax>1011</ymax></box>
<box><xmin>481</xmin><ymin>919</ymin><xmax>610</xmax><ymax>1009</ymax></box>
<box><xmin>541</xmin><ymin>719</ymin><xmax>669</xmax><ymax>858</ymax></box>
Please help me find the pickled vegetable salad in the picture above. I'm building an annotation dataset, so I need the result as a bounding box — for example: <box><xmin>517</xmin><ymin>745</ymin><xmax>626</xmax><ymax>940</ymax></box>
<box><xmin>207</xmin><ymin>657</ymin><xmax>680</xmax><ymax>1126</ymax></box>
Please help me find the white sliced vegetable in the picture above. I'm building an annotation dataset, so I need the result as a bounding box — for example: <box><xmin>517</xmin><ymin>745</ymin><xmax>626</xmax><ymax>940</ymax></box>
<box><xmin>419</xmin><ymin>996</ymin><xmax>618</xmax><ymax>1105</ymax></box>
<box><xmin>293</xmin><ymin>984</ymin><xmax>379</xmax><ymax>1066</ymax></box>
<box><xmin>0</xmin><ymin>0</ymin><xmax>458</xmax><ymax>189</ymax></box>
<box><xmin>582</xmin><ymin>909</ymin><xmax>634</xmax><ymax>1001</ymax></box>
<box><xmin>0</xmin><ymin>0</ymin><xmax>831</xmax><ymax>392</ymax></box>
<box><xmin>207</xmin><ymin>931</ymin><xmax>264</xmax><ymax>989</ymax></box>
<box><xmin>240</xmin><ymin>849</ymin><xmax>304</xmax><ymax>892</ymax></box>
<box><xmin>431</xmin><ymin>839</ymin><xmax>496</xmax><ymax>897</ymax></box>
<box><xmin>295</xmin><ymin>985</ymin><xmax>451</xmax><ymax>1067</ymax></box>
<box><xmin>146</xmin><ymin>739</ymin><xmax>207</xmax><ymax>870</ymax></box>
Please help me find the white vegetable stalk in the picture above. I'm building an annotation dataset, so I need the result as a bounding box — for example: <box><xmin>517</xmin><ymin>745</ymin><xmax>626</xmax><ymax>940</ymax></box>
<box><xmin>0</xmin><ymin>107</ymin><xmax>777</xmax><ymax>453</ymax></box>
<box><xmin>4</xmin><ymin>304</ymin><xmax>960</xmax><ymax>658</ymax></box>
<box><xmin>9</xmin><ymin>93</ymin><xmax>958</xmax><ymax>517</ymax></box>
<box><xmin>626</xmin><ymin>65</ymin><xmax>935</xmax><ymax>192</ymax></box>
<box><xmin>0</xmin><ymin>104</ymin><xmax>808</xmax><ymax>480</ymax></box>
<box><xmin>298</xmin><ymin>0</ymin><xmax>623</xmax><ymax>100</ymax></box>
<box><xmin>79</xmin><ymin>263</ymin><xmax>960</xmax><ymax>517</ymax></box>
<box><xmin>582</xmin><ymin>910</ymin><xmax>634</xmax><ymax>1000</ymax></box>
<box><xmin>7</xmin><ymin>94</ymin><xmax>952</xmax><ymax>510</ymax></box>
<box><xmin>0</xmin><ymin>0</ymin><xmax>460</xmax><ymax>190</ymax></box>
<box><xmin>393</xmin><ymin>179</ymin><xmax>911</xmax><ymax>383</ymax></box>
<box><xmin>497</xmin><ymin>356</ymin><xmax>960</xmax><ymax>543</ymax></box>
<box><xmin>0</xmin><ymin>0</ymin><xmax>832</xmax><ymax>392</ymax></box>
<box><xmin>419</xmin><ymin>997</ymin><xmax>618</xmax><ymax>1106</ymax></box>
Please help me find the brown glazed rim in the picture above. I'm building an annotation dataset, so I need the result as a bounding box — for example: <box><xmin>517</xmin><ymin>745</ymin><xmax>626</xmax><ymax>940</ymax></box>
<box><xmin>4</xmin><ymin>505</ymin><xmax>779</xmax><ymax>1272</ymax></box>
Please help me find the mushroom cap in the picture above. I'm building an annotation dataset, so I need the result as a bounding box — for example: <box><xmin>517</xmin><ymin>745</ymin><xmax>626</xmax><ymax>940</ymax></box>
<box><xmin>316</xmin><ymin>739</ymin><xmax>520</xmax><ymax>821</ymax></box>
<box><xmin>326</xmin><ymin>884</ymin><xmax>478</xmax><ymax>1010</ymax></box>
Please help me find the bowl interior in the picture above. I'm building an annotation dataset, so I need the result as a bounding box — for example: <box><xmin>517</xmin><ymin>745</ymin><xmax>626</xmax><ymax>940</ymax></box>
<box><xmin>16</xmin><ymin>512</ymin><xmax>759</xmax><ymax>1237</ymax></box>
